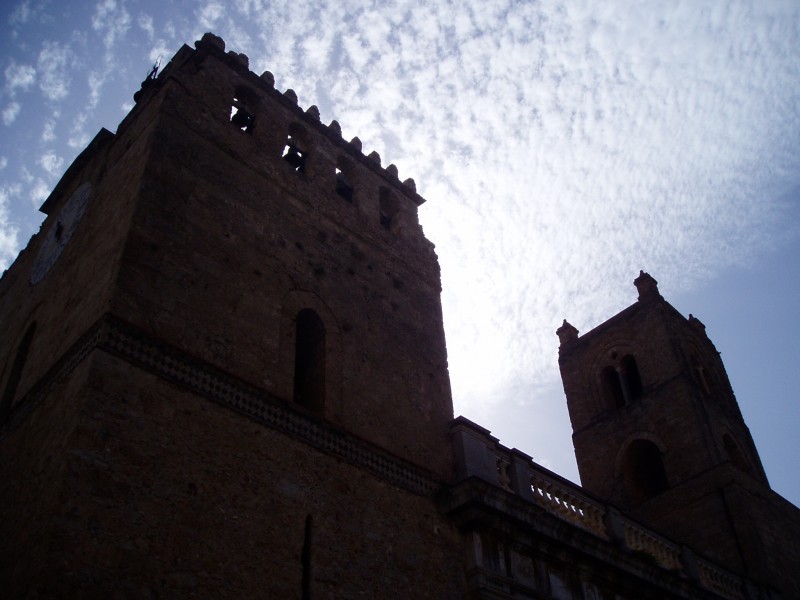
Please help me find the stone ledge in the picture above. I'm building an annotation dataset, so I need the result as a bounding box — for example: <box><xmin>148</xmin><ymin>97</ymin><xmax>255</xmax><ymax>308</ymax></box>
<box><xmin>1</xmin><ymin>314</ymin><xmax>442</xmax><ymax>498</ymax></box>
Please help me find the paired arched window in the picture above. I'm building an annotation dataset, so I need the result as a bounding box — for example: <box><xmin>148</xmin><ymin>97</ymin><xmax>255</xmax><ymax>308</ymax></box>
<box><xmin>601</xmin><ymin>354</ymin><xmax>643</xmax><ymax>409</ymax></box>
<box><xmin>293</xmin><ymin>309</ymin><xmax>325</xmax><ymax>414</ymax></box>
<box><xmin>623</xmin><ymin>439</ymin><xmax>668</xmax><ymax>501</ymax></box>
<box><xmin>1</xmin><ymin>322</ymin><xmax>37</xmax><ymax>424</ymax></box>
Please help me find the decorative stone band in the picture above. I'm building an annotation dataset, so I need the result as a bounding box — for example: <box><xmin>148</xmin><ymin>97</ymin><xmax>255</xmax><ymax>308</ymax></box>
<box><xmin>2</xmin><ymin>314</ymin><xmax>442</xmax><ymax>498</ymax></box>
<box><xmin>450</xmin><ymin>416</ymin><xmax>754</xmax><ymax>600</ymax></box>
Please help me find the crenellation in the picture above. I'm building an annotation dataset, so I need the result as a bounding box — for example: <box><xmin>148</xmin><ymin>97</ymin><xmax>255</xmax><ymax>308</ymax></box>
<box><xmin>305</xmin><ymin>104</ymin><xmax>320</xmax><ymax>121</ymax></box>
<box><xmin>259</xmin><ymin>70</ymin><xmax>275</xmax><ymax>87</ymax></box>
<box><xmin>283</xmin><ymin>88</ymin><xmax>298</xmax><ymax>104</ymax></box>
<box><xmin>227</xmin><ymin>51</ymin><xmax>249</xmax><ymax>68</ymax></box>
<box><xmin>198</xmin><ymin>32</ymin><xmax>224</xmax><ymax>51</ymax></box>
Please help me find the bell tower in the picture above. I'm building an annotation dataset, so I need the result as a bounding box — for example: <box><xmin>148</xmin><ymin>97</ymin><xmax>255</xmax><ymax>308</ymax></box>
<box><xmin>0</xmin><ymin>33</ymin><xmax>463</xmax><ymax>597</ymax></box>
<box><xmin>557</xmin><ymin>272</ymin><xmax>777</xmax><ymax>574</ymax></box>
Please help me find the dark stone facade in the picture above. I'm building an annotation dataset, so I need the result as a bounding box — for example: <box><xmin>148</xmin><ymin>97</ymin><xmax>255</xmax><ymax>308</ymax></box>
<box><xmin>1</xmin><ymin>34</ymin><xmax>796</xmax><ymax>599</ymax></box>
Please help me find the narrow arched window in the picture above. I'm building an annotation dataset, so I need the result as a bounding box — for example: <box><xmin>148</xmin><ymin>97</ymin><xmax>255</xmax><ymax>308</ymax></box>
<box><xmin>601</xmin><ymin>366</ymin><xmax>625</xmax><ymax>409</ymax></box>
<box><xmin>621</xmin><ymin>355</ymin><xmax>643</xmax><ymax>401</ymax></box>
<box><xmin>1</xmin><ymin>322</ymin><xmax>37</xmax><ymax>424</ymax></box>
<box><xmin>293</xmin><ymin>309</ymin><xmax>325</xmax><ymax>414</ymax></box>
<box><xmin>624</xmin><ymin>439</ymin><xmax>668</xmax><ymax>501</ymax></box>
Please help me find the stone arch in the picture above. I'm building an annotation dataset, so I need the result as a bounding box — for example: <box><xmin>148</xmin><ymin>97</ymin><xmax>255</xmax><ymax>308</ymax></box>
<box><xmin>278</xmin><ymin>290</ymin><xmax>342</xmax><ymax>423</ymax></box>
<box><xmin>615</xmin><ymin>433</ymin><xmax>669</xmax><ymax>503</ymax></box>
<box><xmin>592</xmin><ymin>342</ymin><xmax>644</xmax><ymax>412</ymax></box>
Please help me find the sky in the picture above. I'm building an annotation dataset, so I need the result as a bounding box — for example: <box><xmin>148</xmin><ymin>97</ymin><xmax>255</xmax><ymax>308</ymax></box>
<box><xmin>1</xmin><ymin>1</ymin><xmax>799</xmax><ymax>506</ymax></box>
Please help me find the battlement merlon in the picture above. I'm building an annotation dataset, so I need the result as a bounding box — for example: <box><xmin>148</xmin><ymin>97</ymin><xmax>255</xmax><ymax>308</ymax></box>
<box><xmin>129</xmin><ymin>33</ymin><xmax>426</xmax><ymax>210</ymax></box>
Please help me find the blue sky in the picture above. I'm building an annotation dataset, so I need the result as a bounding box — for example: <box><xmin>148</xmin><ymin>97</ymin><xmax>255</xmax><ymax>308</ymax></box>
<box><xmin>1</xmin><ymin>0</ymin><xmax>799</xmax><ymax>506</ymax></box>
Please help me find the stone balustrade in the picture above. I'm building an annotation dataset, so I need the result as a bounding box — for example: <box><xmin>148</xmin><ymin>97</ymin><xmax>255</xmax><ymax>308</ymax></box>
<box><xmin>449</xmin><ymin>417</ymin><xmax>759</xmax><ymax>600</ymax></box>
<box><xmin>529</xmin><ymin>470</ymin><xmax>607</xmax><ymax>537</ymax></box>
<box><xmin>697</xmin><ymin>558</ymin><xmax>746</xmax><ymax>600</ymax></box>
<box><xmin>620</xmin><ymin>516</ymin><xmax>682</xmax><ymax>570</ymax></box>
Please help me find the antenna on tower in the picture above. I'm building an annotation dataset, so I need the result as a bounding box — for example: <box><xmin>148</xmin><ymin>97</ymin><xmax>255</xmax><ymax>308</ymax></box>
<box><xmin>146</xmin><ymin>56</ymin><xmax>163</xmax><ymax>81</ymax></box>
<box><xmin>134</xmin><ymin>56</ymin><xmax>163</xmax><ymax>103</ymax></box>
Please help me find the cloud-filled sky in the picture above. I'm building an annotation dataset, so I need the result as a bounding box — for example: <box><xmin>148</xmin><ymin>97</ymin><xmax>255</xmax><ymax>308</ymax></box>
<box><xmin>2</xmin><ymin>0</ymin><xmax>799</xmax><ymax>504</ymax></box>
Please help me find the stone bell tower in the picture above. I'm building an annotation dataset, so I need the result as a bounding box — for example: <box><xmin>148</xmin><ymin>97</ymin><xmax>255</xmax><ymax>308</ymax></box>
<box><xmin>0</xmin><ymin>33</ymin><xmax>463</xmax><ymax>597</ymax></box>
<box><xmin>557</xmin><ymin>272</ymin><xmax>800</xmax><ymax>596</ymax></box>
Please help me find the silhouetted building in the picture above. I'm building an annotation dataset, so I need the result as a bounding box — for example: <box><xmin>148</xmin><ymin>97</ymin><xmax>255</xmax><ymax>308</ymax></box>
<box><xmin>1</xmin><ymin>34</ymin><xmax>797</xmax><ymax>599</ymax></box>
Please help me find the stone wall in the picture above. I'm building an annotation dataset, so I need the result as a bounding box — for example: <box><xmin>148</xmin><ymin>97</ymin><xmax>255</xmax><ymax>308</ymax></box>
<box><xmin>2</xmin><ymin>341</ymin><xmax>466</xmax><ymax>598</ymax></box>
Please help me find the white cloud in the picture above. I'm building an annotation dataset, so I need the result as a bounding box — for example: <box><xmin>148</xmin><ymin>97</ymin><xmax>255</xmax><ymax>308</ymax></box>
<box><xmin>197</xmin><ymin>2</ymin><xmax>224</xmax><ymax>29</ymax></box>
<box><xmin>2</xmin><ymin>102</ymin><xmax>21</xmax><ymax>125</ymax></box>
<box><xmin>39</xmin><ymin>152</ymin><xmax>64</xmax><ymax>177</ymax></box>
<box><xmin>37</xmin><ymin>41</ymin><xmax>72</xmax><ymax>101</ymax></box>
<box><xmin>4</xmin><ymin>62</ymin><xmax>36</xmax><ymax>93</ymax></box>
<box><xmin>29</xmin><ymin>179</ymin><xmax>50</xmax><ymax>209</ymax></box>
<box><xmin>42</xmin><ymin>118</ymin><xmax>57</xmax><ymax>142</ymax></box>
<box><xmin>68</xmin><ymin>113</ymin><xmax>90</xmax><ymax>149</ymax></box>
<box><xmin>88</xmin><ymin>71</ymin><xmax>105</xmax><ymax>108</ymax></box>
<box><xmin>0</xmin><ymin>184</ymin><xmax>21</xmax><ymax>269</ymax></box>
<box><xmin>0</xmin><ymin>157</ymin><xmax>7</xmax><ymax>170</ymax></box>
<box><xmin>138</xmin><ymin>13</ymin><xmax>154</xmax><ymax>39</ymax></box>
<box><xmin>9</xmin><ymin>0</ymin><xmax>31</xmax><ymax>25</ymax></box>
<box><xmin>92</xmin><ymin>0</ymin><xmax>132</xmax><ymax>49</ymax></box>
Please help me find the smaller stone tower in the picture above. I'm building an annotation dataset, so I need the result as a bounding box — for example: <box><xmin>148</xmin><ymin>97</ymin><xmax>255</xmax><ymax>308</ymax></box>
<box><xmin>557</xmin><ymin>272</ymin><xmax>800</xmax><ymax>597</ymax></box>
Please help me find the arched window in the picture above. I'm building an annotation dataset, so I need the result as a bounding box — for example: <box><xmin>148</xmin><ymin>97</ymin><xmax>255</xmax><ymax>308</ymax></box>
<box><xmin>230</xmin><ymin>85</ymin><xmax>257</xmax><ymax>133</ymax></box>
<box><xmin>623</xmin><ymin>439</ymin><xmax>668</xmax><ymax>501</ymax></box>
<box><xmin>601</xmin><ymin>366</ymin><xmax>625</xmax><ymax>409</ymax></box>
<box><xmin>620</xmin><ymin>355</ymin><xmax>642</xmax><ymax>401</ymax></box>
<box><xmin>293</xmin><ymin>309</ymin><xmax>325</xmax><ymax>414</ymax></box>
<box><xmin>1</xmin><ymin>322</ymin><xmax>37</xmax><ymax>424</ymax></box>
<box><xmin>600</xmin><ymin>354</ymin><xmax>642</xmax><ymax>409</ymax></box>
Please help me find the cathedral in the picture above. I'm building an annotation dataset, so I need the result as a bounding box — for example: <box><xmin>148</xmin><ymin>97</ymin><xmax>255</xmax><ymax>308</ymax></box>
<box><xmin>1</xmin><ymin>34</ymin><xmax>798</xmax><ymax>599</ymax></box>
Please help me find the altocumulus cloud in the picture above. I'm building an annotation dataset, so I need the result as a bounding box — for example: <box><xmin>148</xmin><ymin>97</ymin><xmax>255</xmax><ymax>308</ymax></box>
<box><xmin>215</xmin><ymin>0</ymin><xmax>800</xmax><ymax>417</ymax></box>
<box><xmin>37</xmin><ymin>41</ymin><xmax>72</xmax><ymax>102</ymax></box>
